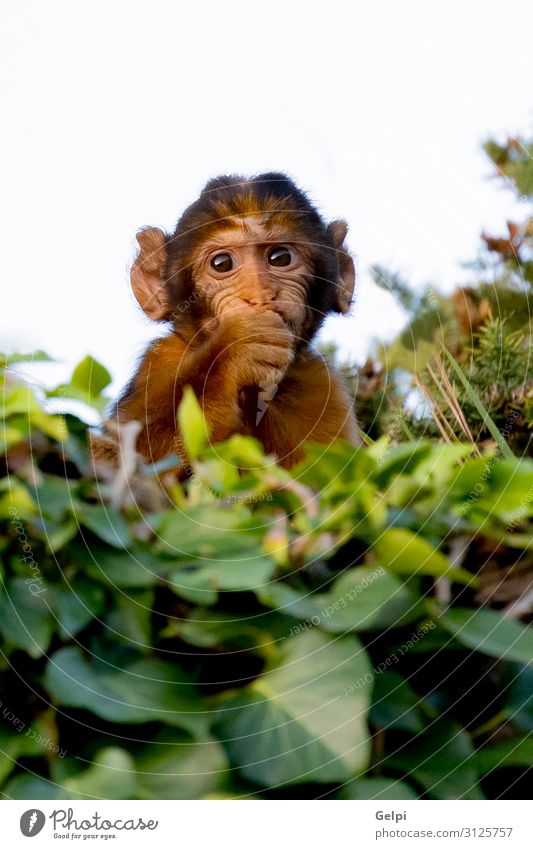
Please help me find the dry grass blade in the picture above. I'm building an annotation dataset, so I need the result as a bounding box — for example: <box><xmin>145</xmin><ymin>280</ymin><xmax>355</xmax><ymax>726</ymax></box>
<box><xmin>413</xmin><ymin>375</ymin><xmax>456</xmax><ymax>443</ymax></box>
<box><xmin>431</xmin><ymin>354</ymin><xmax>478</xmax><ymax>445</ymax></box>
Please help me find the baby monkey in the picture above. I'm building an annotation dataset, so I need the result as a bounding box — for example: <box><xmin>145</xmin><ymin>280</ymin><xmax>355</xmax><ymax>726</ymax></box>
<box><xmin>115</xmin><ymin>173</ymin><xmax>358</xmax><ymax>468</ymax></box>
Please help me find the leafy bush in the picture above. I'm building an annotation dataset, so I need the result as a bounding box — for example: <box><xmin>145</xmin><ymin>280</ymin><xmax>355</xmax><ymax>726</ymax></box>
<box><xmin>1</xmin><ymin>356</ymin><xmax>532</xmax><ymax>800</ymax></box>
<box><xmin>347</xmin><ymin>134</ymin><xmax>533</xmax><ymax>453</ymax></box>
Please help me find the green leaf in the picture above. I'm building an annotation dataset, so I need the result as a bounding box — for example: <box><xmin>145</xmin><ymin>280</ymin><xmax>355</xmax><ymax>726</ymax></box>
<box><xmin>71</xmin><ymin>356</ymin><xmax>112</xmax><ymax>397</ymax></box>
<box><xmin>80</xmin><ymin>544</ymin><xmax>171</xmax><ymax>588</ymax></box>
<box><xmin>75</xmin><ymin>503</ymin><xmax>131</xmax><ymax>548</ymax></box>
<box><xmin>373</xmin><ymin>528</ymin><xmax>475</xmax><ymax>584</ymax></box>
<box><xmin>170</xmin><ymin>556</ymin><xmax>275</xmax><ymax>598</ymax></box>
<box><xmin>215</xmin><ymin>629</ymin><xmax>371</xmax><ymax>786</ymax></box>
<box><xmin>258</xmin><ymin>565</ymin><xmax>417</xmax><ymax>633</ymax></box>
<box><xmin>437</xmin><ymin>608</ymin><xmax>533</xmax><ymax>666</ymax></box>
<box><xmin>385</xmin><ymin>718</ymin><xmax>484</xmax><ymax>799</ymax></box>
<box><xmin>105</xmin><ymin>590</ymin><xmax>154</xmax><ymax>648</ymax></box>
<box><xmin>32</xmin><ymin>476</ymin><xmax>76</xmax><ymax>521</ymax></box>
<box><xmin>4</xmin><ymin>774</ymin><xmax>64</xmax><ymax>800</ymax></box>
<box><xmin>473</xmin><ymin>735</ymin><xmax>533</xmax><ymax>774</ymax></box>
<box><xmin>48</xmin><ymin>579</ymin><xmax>105</xmax><ymax>639</ymax></box>
<box><xmin>0</xmin><ymin>577</ymin><xmax>54</xmax><ymax>658</ymax></box>
<box><xmin>63</xmin><ymin>748</ymin><xmax>136</xmax><ymax>800</ymax></box>
<box><xmin>168</xmin><ymin>568</ymin><xmax>219</xmax><ymax>605</ymax></box>
<box><xmin>370</xmin><ymin>670</ymin><xmax>425</xmax><ymax>732</ymax></box>
<box><xmin>135</xmin><ymin>730</ymin><xmax>228</xmax><ymax>800</ymax></box>
<box><xmin>337</xmin><ymin>777</ymin><xmax>418</xmax><ymax>800</ymax></box>
<box><xmin>373</xmin><ymin>441</ymin><xmax>432</xmax><ymax>487</ymax></box>
<box><xmin>504</xmin><ymin>664</ymin><xmax>533</xmax><ymax>732</ymax></box>
<box><xmin>0</xmin><ymin>350</ymin><xmax>53</xmax><ymax>366</ymax></box>
<box><xmin>177</xmin><ymin>386</ymin><xmax>209</xmax><ymax>459</ymax></box>
<box><xmin>45</xmin><ymin>647</ymin><xmax>209</xmax><ymax>737</ymax></box>
<box><xmin>3</xmin><ymin>385</ymin><xmax>68</xmax><ymax>440</ymax></box>
<box><xmin>155</xmin><ymin>504</ymin><xmax>256</xmax><ymax>558</ymax></box>
<box><xmin>167</xmin><ymin>609</ymin><xmax>275</xmax><ymax>653</ymax></box>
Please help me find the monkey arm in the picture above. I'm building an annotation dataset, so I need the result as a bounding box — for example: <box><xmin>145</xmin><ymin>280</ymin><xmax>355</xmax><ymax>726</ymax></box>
<box><xmin>254</xmin><ymin>353</ymin><xmax>359</xmax><ymax>468</ymax></box>
<box><xmin>115</xmin><ymin>332</ymin><xmax>244</xmax><ymax>462</ymax></box>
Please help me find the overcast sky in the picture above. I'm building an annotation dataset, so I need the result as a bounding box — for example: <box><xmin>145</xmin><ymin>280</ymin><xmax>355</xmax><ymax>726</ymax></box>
<box><xmin>1</xmin><ymin>0</ymin><xmax>532</xmax><ymax>393</ymax></box>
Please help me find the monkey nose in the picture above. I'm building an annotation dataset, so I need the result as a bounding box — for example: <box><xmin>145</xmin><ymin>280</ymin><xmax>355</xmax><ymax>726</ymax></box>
<box><xmin>243</xmin><ymin>287</ymin><xmax>279</xmax><ymax>307</ymax></box>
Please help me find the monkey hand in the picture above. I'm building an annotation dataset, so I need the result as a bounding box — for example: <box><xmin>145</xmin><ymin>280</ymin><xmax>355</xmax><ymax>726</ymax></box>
<box><xmin>213</xmin><ymin>312</ymin><xmax>295</xmax><ymax>392</ymax></box>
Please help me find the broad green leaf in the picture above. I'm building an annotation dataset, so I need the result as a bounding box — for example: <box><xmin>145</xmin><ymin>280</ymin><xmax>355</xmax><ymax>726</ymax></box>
<box><xmin>48</xmin><ymin>579</ymin><xmax>105</xmax><ymax>639</ymax></box>
<box><xmin>105</xmin><ymin>590</ymin><xmax>154</xmax><ymax>647</ymax></box>
<box><xmin>64</xmin><ymin>748</ymin><xmax>136</xmax><ymax>800</ymax></box>
<box><xmin>135</xmin><ymin>730</ymin><xmax>228</xmax><ymax>800</ymax></box>
<box><xmin>504</xmin><ymin>664</ymin><xmax>533</xmax><ymax>732</ymax></box>
<box><xmin>258</xmin><ymin>565</ymin><xmax>417</xmax><ymax>633</ymax></box>
<box><xmin>32</xmin><ymin>476</ymin><xmax>77</xmax><ymax>521</ymax></box>
<box><xmin>337</xmin><ymin>777</ymin><xmax>418</xmax><ymax>800</ymax></box>
<box><xmin>75</xmin><ymin>503</ymin><xmax>131</xmax><ymax>548</ymax></box>
<box><xmin>294</xmin><ymin>441</ymin><xmax>374</xmax><ymax>494</ymax></box>
<box><xmin>473</xmin><ymin>735</ymin><xmax>533</xmax><ymax>774</ymax></box>
<box><xmin>0</xmin><ymin>483</ymin><xmax>36</xmax><ymax>518</ymax></box>
<box><xmin>0</xmin><ymin>577</ymin><xmax>54</xmax><ymax>658</ymax></box>
<box><xmin>385</xmin><ymin>718</ymin><xmax>484</xmax><ymax>799</ymax></box>
<box><xmin>216</xmin><ymin>629</ymin><xmax>371</xmax><ymax>786</ymax></box>
<box><xmin>155</xmin><ymin>503</ymin><xmax>257</xmax><ymax>558</ymax></box>
<box><xmin>0</xmin><ymin>350</ymin><xmax>52</xmax><ymax>366</ymax></box>
<box><xmin>208</xmin><ymin>433</ymin><xmax>268</xmax><ymax>469</ymax></box>
<box><xmin>168</xmin><ymin>567</ymin><xmax>218</xmax><ymax>605</ymax></box>
<box><xmin>438</xmin><ymin>608</ymin><xmax>533</xmax><ymax>666</ymax></box>
<box><xmin>170</xmin><ymin>556</ymin><xmax>275</xmax><ymax>598</ymax></box>
<box><xmin>177</xmin><ymin>387</ymin><xmax>209</xmax><ymax>459</ymax></box>
<box><xmin>373</xmin><ymin>528</ymin><xmax>475</xmax><ymax>584</ymax></box>
<box><xmin>370</xmin><ymin>670</ymin><xmax>425</xmax><ymax>732</ymax></box>
<box><xmin>4</xmin><ymin>774</ymin><xmax>64</xmax><ymax>800</ymax></box>
<box><xmin>71</xmin><ymin>355</ymin><xmax>112</xmax><ymax>397</ymax></box>
<box><xmin>45</xmin><ymin>647</ymin><xmax>209</xmax><ymax>737</ymax></box>
<box><xmin>373</xmin><ymin>441</ymin><xmax>432</xmax><ymax>487</ymax></box>
<box><xmin>46</xmin><ymin>519</ymin><xmax>78</xmax><ymax>553</ymax></box>
<box><xmin>80</xmin><ymin>544</ymin><xmax>171</xmax><ymax>588</ymax></box>
<box><xmin>3</xmin><ymin>385</ymin><xmax>68</xmax><ymax>440</ymax></box>
<box><xmin>166</xmin><ymin>609</ymin><xmax>276</xmax><ymax>654</ymax></box>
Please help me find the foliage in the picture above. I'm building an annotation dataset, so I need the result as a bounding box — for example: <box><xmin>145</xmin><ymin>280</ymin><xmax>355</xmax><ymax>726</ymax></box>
<box><xmin>0</xmin><ymin>354</ymin><xmax>532</xmax><ymax>801</ymax></box>
<box><xmin>349</xmin><ymin>136</ymin><xmax>533</xmax><ymax>454</ymax></box>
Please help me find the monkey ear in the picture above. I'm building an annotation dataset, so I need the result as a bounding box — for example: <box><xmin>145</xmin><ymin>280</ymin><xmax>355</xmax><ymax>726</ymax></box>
<box><xmin>130</xmin><ymin>227</ymin><xmax>171</xmax><ymax>321</ymax></box>
<box><xmin>327</xmin><ymin>219</ymin><xmax>355</xmax><ymax>314</ymax></box>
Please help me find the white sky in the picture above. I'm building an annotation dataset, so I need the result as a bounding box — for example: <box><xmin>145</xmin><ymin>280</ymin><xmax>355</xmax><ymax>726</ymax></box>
<box><xmin>1</xmin><ymin>0</ymin><xmax>532</xmax><ymax>393</ymax></box>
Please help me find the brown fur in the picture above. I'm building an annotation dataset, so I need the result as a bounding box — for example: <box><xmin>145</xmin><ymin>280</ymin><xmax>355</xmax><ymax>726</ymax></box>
<box><xmin>111</xmin><ymin>173</ymin><xmax>359</xmax><ymax>470</ymax></box>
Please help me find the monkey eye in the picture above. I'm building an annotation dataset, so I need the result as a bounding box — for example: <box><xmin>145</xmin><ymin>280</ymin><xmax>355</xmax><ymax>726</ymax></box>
<box><xmin>267</xmin><ymin>246</ymin><xmax>292</xmax><ymax>267</ymax></box>
<box><xmin>210</xmin><ymin>252</ymin><xmax>234</xmax><ymax>273</ymax></box>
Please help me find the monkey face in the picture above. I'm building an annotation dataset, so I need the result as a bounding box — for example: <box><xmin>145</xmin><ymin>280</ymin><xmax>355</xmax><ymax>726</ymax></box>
<box><xmin>189</xmin><ymin>216</ymin><xmax>312</xmax><ymax>335</ymax></box>
<box><xmin>130</xmin><ymin>173</ymin><xmax>355</xmax><ymax>345</ymax></box>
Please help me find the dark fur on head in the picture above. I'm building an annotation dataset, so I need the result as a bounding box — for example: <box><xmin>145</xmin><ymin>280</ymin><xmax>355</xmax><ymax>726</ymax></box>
<box><xmin>163</xmin><ymin>172</ymin><xmax>347</xmax><ymax>342</ymax></box>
